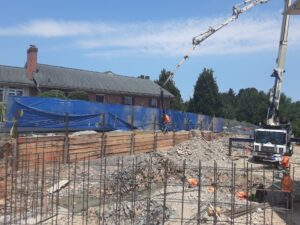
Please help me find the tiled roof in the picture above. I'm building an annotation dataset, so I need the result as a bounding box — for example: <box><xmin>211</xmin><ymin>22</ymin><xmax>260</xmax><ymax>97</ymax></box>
<box><xmin>0</xmin><ymin>64</ymin><xmax>173</xmax><ymax>98</ymax></box>
<box><xmin>0</xmin><ymin>65</ymin><xmax>34</xmax><ymax>86</ymax></box>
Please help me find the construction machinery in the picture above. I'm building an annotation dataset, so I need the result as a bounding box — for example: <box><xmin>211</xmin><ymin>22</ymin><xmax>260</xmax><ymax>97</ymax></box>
<box><xmin>252</xmin><ymin>0</ymin><xmax>300</xmax><ymax>162</ymax></box>
<box><xmin>160</xmin><ymin>0</ymin><xmax>300</xmax><ymax>163</ymax></box>
<box><xmin>229</xmin><ymin>0</ymin><xmax>300</xmax><ymax>162</ymax></box>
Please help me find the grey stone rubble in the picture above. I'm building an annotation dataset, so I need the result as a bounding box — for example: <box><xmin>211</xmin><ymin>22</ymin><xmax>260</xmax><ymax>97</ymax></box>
<box><xmin>4</xmin><ymin>130</ymin><xmax>290</xmax><ymax>225</ymax></box>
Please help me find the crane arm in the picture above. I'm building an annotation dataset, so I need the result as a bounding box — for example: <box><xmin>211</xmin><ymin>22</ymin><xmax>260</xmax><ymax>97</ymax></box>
<box><xmin>266</xmin><ymin>0</ymin><xmax>291</xmax><ymax>126</ymax></box>
<box><xmin>162</xmin><ymin>0</ymin><xmax>269</xmax><ymax>87</ymax></box>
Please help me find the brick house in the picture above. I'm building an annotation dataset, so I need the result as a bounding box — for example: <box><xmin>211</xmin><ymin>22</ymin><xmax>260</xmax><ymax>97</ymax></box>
<box><xmin>0</xmin><ymin>45</ymin><xmax>173</xmax><ymax>108</ymax></box>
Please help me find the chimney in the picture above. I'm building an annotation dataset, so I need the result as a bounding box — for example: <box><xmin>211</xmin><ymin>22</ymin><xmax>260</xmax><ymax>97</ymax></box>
<box><xmin>26</xmin><ymin>45</ymin><xmax>38</xmax><ymax>80</ymax></box>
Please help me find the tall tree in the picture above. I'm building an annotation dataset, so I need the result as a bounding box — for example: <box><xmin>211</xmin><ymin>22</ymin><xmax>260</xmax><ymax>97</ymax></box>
<box><xmin>235</xmin><ymin>88</ymin><xmax>269</xmax><ymax>124</ymax></box>
<box><xmin>219</xmin><ymin>88</ymin><xmax>236</xmax><ymax>119</ymax></box>
<box><xmin>189</xmin><ymin>68</ymin><xmax>221</xmax><ymax>116</ymax></box>
<box><xmin>155</xmin><ymin>69</ymin><xmax>183</xmax><ymax>110</ymax></box>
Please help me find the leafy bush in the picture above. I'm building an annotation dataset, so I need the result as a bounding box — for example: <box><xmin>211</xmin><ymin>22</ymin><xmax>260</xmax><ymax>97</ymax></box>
<box><xmin>38</xmin><ymin>90</ymin><xmax>66</xmax><ymax>99</ymax></box>
<box><xmin>68</xmin><ymin>91</ymin><xmax>89</xmax><ymax>101</ymax></box>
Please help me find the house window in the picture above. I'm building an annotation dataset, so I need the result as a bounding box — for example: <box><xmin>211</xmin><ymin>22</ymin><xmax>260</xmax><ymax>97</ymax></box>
<box><xmin>0</xmin><ymin>86</ymin><xmax>3</xmax><ymax>102</ymax></box>
<box><xmin>150</xmin><ymin>98</ymin><xmax>157</xmax><ymax>107</ymax></box>
<box><xmin>124</xmin><ymin>96</ymin><xmax>133</xmax><ymax>105</ymax></box>
<box><xmin>8</xmin><ymin>87</ymin><xmax>23</xmax><ymax>96</ymax></box>
<box><xmin>96</xmin><ymin>95</ymin><xmax>104</xmax><ymax>103</ymax></box>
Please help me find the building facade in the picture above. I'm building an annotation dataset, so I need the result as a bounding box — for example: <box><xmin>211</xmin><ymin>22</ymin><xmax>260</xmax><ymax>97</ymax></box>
<box><xmin>0</xmin><ymin>46</ymin><xmax>173</xmax><ymax>109</ymax></box>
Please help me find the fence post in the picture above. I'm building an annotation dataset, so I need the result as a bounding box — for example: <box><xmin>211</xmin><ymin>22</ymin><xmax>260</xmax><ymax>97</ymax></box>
<box><xmin>173</xmin><ymin>131</ymin><xmax>176</xmax><ymax>146</ymax></box>
<box><xmin>172</xmin><ymin>121</ymin><xmax>175</xmax><ymax>147</ymax></box>
<box><xmin>153</xmin><ymin>132</ymin><xmax>157</xmax><ymax>152</ymax></box>
<box><xmin>13</xmin><ymin>138</ymin><xmax>19</xmax><ymax>171</ymax></box>
<box><xmin>130</xmin><ymin>112</ymin><xmax>134</xmax><ymax>130</ymax></box>
<box><xmin>130</xmin><ymin>132</ymin><xmax>135</xmax><ymax>155</ymax></box>
<box><xmin>100</xmin><ymin>113</ymin><xmax>105</xmax><ymax>158</ymax></box>
<box><xmin>229</xmin><ymin>138</ymin><xmax>232</xmax><ymax>156</ymax></box>
<box><xmin>11</xmin><ymin>110</ymin><xmax>20</xmax><ymax>170</ymax></box>
<box><xmin>63</xmin><ymin>112</ymin><xmax>69</xmax><ymax>164</ymax></box>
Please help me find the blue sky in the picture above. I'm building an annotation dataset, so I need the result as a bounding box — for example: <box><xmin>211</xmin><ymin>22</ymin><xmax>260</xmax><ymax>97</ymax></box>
<box><xmin>0</xmin><ymin>0</ymin><xmax>299</xmax><ymax>101</ymax></box>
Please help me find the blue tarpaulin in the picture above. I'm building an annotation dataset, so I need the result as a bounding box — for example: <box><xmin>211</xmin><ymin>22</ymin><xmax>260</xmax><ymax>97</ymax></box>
<box><xmin>5</xmin><ymin>96</ymin><xmax>224</xmax><ymax>132</ymax></box>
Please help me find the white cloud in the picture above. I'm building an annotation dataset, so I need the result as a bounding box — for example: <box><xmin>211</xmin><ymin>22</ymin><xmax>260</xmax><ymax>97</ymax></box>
<box><xmin>78</xmin><ymin>16</ymin><xmax>300</xmax><ymax>57</ymax></box>
<box><xmin>0</xmin><ymin>19</ymin><xmax>116</xmax><ymax>37</ymax></box>
<box><xmin>0</xmin><ymin>16</ymin><xmax>299</xmax><ymax>56</ymax></box>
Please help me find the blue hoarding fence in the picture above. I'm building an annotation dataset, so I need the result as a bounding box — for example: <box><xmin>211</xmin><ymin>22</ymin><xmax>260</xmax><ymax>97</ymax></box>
<box><xmin>5</xmin><ymin>96</ymin><xmax>224</xmax><ymax>133</ymax></box>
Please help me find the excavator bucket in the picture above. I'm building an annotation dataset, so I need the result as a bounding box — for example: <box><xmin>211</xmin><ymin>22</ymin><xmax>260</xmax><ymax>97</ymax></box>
<box><xmin>286</xmin><ymin>0</ymin><xmax>300</xmax><ymax>14</ymax></box>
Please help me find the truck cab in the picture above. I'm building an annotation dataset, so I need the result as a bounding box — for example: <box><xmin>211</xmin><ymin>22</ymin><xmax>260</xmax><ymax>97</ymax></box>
<box><xmin>253</xmin><ymin>128</ymin><xmax>293</xmax><ymax>161</ymax></box>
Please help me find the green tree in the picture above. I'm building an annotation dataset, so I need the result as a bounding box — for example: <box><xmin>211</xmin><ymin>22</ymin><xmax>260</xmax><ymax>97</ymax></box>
<box><xmin>155</xmin><ymin>69</ymin><xmax>184</xmax><ymax>110</ymax></box>
<box><xmin>235</xmin><ymin>88</ymin><xmax>269</xmax><ymax>124</ymax></box>
<box><xmin>189</xmin><ymin>68</ymin><xmax>222</xmax><ymax>116</ymax></box>
<box><xmin>68</xmin><ymin>91</ymin><xmax>89</xmax><ymax>101</ymax></box>
<box><xmin>278</xmin><ymin>95</ymin><xmax>300</xmax><ymax>136</ymax></box>
<box><xmin>38</xmin><ymin>90</ymin><xmax>66</xmax><ymax>99</ymax></box>
<box><xmin>220</xmin><ymin>88</ymin><xmax>236</xmax><ymax>119</ymax></box>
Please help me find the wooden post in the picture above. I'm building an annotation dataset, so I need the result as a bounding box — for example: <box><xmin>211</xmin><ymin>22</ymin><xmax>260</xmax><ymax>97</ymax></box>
<box><xmin>131</xmin><ymin>107</ymin><xmax>134</xmax><ymax>130</ymax></box>
<box><xmin>63</xmin><ymin>112</ymin><xmax>69</xmax><ymax>164</ymax></box>
<box><xmin>130</xmin><ymin>132</ymin><xmax>135</xmax><ymax>155</ymax></box>
<box><xmin>229</xmin><ymin>139</ymin><xmax>232</xmax><ymax>156</ymax></box>
<box><xmin>153</xmin><ymin>132</ymin><xmax>157</xmax><ymax>152</ymax></box>
<box><xmin>103</xmin><ymin>134</ymin><xmax>107</xmax><ymax>157</ymax></box>
<box><xmin>153</xmin><ymin>115</ymin><xmax>157</xmax><ymax>131</ymax></box>
<box><xmin>172</xmin><ymin>121</ymin><xmax>175</xmax><ymax>147</ymax></box>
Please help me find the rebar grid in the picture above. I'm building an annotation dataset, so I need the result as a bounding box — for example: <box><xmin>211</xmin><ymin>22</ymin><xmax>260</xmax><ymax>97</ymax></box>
<box><xmin>0</xmin><ymin>151</ymin><xmax>296</xmax><ymax>225</ymax></box>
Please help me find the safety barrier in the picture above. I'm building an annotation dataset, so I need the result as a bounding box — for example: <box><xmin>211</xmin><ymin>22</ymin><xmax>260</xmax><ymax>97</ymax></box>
<box><xmin>5</xmin><ymin>96</ymin><xmax>224</xmax><ymax>133</ymax></box>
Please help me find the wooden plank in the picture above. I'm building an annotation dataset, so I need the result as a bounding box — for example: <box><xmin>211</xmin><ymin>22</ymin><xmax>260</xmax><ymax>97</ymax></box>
<box><xmin>68</xmin><ymin>143</ymin><xmax>101</xmax><ymax>150</ymax></box>
<box><xmin>18</xmin><ymin>141</ymin><xmax>64</xmax><ymax>151</ymax></box>
<box><xmin>69</xmin><ymin>148</ymin><xmax>102</xmax><ymax>155</ymax></box>
<box><xmin>104</xmin><ymin>139</ymin><xmax>131</xmax><ymax>145</ymax></box>
<box><xmin>69</xmin><ymin>138</ymin><xmax>102</xmax><ymax>145</ymax></box>
<box><xmin>19</xmin><ymin>147</ymin><xmax>64</xmax><ymax>155</ymax></box>
<box><xmin>105</xmin><ymin>147</ymin><xmax>131</xmax><ymax>154</ymax></box>
<box><xmin>18</xmin><ymin>136</ymin><xmax>65</xmax><ymax>144</ymax></box>
<box><xmin>105</xmin><ymin>142</ymin><xmax>131</xmax><ymax>149</ymax></box>
<box><xmin>69</xmin><ymin>136</ymin><xmax>102</xmax><ymax>144</ymax></box>
<box><xmin>135</xmin><ymin>133</ymin><xmax>155</xmax><ymax>139</ymax></box>
<box><xmin>134</xmin><ymin>142</ymin><xmax>154</xmax><ymax>148</ymax></box>
<box><xmin>18</xmin><ymin>145</ymin><xmax>64</xmax><ymax>152</ymax></box>
<box><xmin>157</xmin><ymin>140</ymin><xmax>173</xmax><ymax>145</ymax></box>
<box><xmin>134</xmin><ymin>136</ymin><xmax>155</xmax><ymax>141</ymax></box>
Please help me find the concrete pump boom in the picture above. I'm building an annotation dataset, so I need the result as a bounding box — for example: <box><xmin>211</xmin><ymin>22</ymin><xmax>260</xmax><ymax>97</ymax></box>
<box><xmin>267</xmin><ymin>0</ymin><xmax>292</xmax><ymax>126</ymax></box>
<box><xmin>162</xmin><ymin>0</ymin><xmax>269</xmax><ymax>87</ymax></box>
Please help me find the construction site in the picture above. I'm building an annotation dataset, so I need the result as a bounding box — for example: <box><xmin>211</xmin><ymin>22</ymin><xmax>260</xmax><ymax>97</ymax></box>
<box><xmin>0</xmin><ymin>129</ymin><xmax>299</xmax><ymax>225</ymax></box>
<box><xmin>0</xmin><ymin>0</ymin><xmax>300</xmax><ymax>224</ymax></box>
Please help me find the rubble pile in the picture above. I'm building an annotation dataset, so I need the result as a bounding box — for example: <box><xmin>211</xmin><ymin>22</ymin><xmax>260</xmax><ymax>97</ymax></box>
<box><xmin>3</xmin><ymin>131</ymin><xmax>290</xmax><ymax>225</ymax></box>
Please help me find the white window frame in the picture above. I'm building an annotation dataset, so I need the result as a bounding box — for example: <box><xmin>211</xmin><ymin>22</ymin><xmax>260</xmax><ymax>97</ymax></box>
<box><xmin>124</xmin><ymin>96</ymin><xmax>133</xmax><ymax>105</ymax></box>
<box><xmin>96</xmin><ymin>94</ymin><xmax>105</xmax><ymax>103</ymax></box>
<box><xmin>150</xmin><ymin>98</ymin><xmax>158</xmax><ymax>108</ymax></box>
<box><xmin>8</xmin><ymin>87</ymin><xmax>23</xmax><ymax>97</ymax></box>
